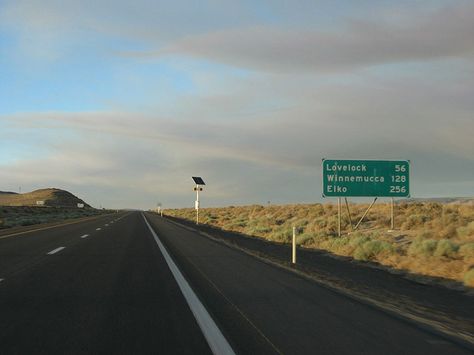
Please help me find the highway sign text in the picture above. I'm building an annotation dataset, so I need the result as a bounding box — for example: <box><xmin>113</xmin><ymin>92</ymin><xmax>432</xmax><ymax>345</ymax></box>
<box><xmin>322</xmin><ymin>159</ymin><xmax>410</xmax><ymax>197</ymax></box>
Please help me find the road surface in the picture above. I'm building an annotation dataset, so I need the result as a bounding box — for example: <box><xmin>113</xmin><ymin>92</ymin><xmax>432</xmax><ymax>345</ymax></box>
<box><xmin>0</xmin><ymin>211</ymin><xmax>471</xmax><ymax>354</ymax></box>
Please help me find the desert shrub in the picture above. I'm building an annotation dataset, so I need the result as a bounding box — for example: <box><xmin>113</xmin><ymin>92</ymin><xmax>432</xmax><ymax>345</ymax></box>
<box><xmin>354</xmin><ymin>240</ymin><xmax>394</xmax><ymax>261</ymax></box>
<box><xmin>439</xmin><ymin>225</ymin><xmax>458</xmax><ymax>239</ymax></box>
<box><xmin>20</xmin><ymin>219</ymin><xmax>40</xmax><ymax>226</ymax></box>
<box><xmin>464</xmin><ymin>269</ymin><xmax>474</xmax><ymax>287</ymax></box>
<box><xmin>459</xmin><ymin>243</ymin><xmax>474</xmax><ymax>259</ymax></box>
<box><xmin>457</xmin><ymin>221</ymin><xmax>474</xmax><ymax>238</ymax></box>
<box><xmin>223</xmin><ymin>221</ymin><xmax>246</xmax><ymax>231</ymax></box>
<box><xmin>313</xmin><ymin>217</ymin><xmax>326</xmax><ymax>228</ymax></box>
<box><xmin>418</xmin><ymin>230</ymin><xmax>434</xmax><ymax>239</ymax></box>
<box><xmin>245</xmin><ymin>225</ymin><xmax>271</xmax><ymax>236</ymax></box>
<box><xmin>329</xmin><ymin>236</ymin><xmax>351</xmax><ymax>250</ymax></box>
<box><xmin>348</xmin><ymin>234</ymin><xmax>370</xmax><ymax>248</ymax></box>
<box><xmin>297</xmin><ymin>233</ymin><xmax>315</xmax><ymax>246</ymax></box>
<box><xmin>274</xmin><ymin>218</ymin><xmax>286</xmax><ymax>226</ymax></box>
<box><xmin>433</xmin><ymin>239</ymin><xmax>459</xmax><ymax>258</ymax></box>
<box><xmin>408</xmin><ymin>237</ymin><xmax>438</xmax><ymax>257</ymax></box>
<box><xmin>270</xmin><ymin>230</ymin><xmax>290</xmax><ymax>243</ymax></box>
<box><xmin>402</xmin><ymin>214</ymin><xmax>428</xmax><ymax>230</ymax></box>
<box><xmin>297</xmin><ymin>218</ymin><xmax>310</xmax><ymax>227</ymax></box>
<box><xmin>441</xmin><ymin>211</ymin><xmax>459</xmax><ymax>226</ymax></box>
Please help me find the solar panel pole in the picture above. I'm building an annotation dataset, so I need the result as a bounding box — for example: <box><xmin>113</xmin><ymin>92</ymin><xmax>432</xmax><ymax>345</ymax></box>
<box><xmin>196</xmin><ymin>185</ymin><xmax>199</xmax><ymax>225</ymax></box>
<box><xmin>192</xmin><ymin>177</ymin><xmax>205</xmax><ymax>225</ymax></box>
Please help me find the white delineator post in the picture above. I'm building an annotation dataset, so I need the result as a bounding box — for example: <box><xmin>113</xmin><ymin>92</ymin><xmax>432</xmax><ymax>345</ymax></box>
<box><xmin>292</xmin><ymin>226</ymin><xmax>296</xmax><ymax>264</ymax></box>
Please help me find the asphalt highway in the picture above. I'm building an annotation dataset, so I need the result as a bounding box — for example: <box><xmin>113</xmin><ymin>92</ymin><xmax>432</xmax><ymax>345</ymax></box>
<box><xmin>0</xmin><ymin>211</ymin><xmax>471</xmax><ymax>354</ymax></box>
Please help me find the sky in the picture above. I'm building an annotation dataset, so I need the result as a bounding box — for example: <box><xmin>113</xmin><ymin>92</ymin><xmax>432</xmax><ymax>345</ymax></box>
<box><xmin>1</xmin><ymin>0</ymin><xmax>474</xmax><ymax>209</ymax></box>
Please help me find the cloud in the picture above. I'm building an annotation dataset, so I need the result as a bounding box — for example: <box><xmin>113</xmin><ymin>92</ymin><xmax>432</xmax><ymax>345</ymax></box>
<box><xmin>1</xmin><ymin>1</ymin><xmax>474</xmax><ymax>208</ymax></box>
<box><xmin>2</xmin><ymin>61</ymin><xmax>474</xmax><ymax>207</ymax></box>
<box><xmin>126</xmin><ymin>2</ymin><xmax>474</xmax><ymax>72</ymax></box>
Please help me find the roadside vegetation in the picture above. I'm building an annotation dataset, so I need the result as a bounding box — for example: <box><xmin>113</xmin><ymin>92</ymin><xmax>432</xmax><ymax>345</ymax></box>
<box><xmin>166</xmin><ymin>202</ymin><xmax>474</xmax><ymax>287</ymax></box>
<box><xmin>0</xmin><ymin>206</ymin><xmax>106</xmax><ymax>229</ymax></box>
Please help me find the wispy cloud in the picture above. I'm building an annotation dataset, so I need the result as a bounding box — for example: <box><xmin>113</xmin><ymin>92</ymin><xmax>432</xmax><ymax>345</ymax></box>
<box><xmin>120</xmin><ymin>3</ymin><xmax>474</xmax><ymax>72</ymax></box>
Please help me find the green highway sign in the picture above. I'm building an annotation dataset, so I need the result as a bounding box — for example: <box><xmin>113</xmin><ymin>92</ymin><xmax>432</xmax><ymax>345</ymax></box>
<box><xmin>322</xmin><ymin>159</ymin><xmax>410</xmax><ymax>197</ymax></box>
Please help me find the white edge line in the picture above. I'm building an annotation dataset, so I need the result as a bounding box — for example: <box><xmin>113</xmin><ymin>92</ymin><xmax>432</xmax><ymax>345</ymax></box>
<box><xmin>80</xmin><ymin>234</ymin><xmax>89</xmax><ymax>239</ymax></box>
<box><xmin>142</xmin><ymin>214</ymin><xmax>235</xmax><ymax>355</ymax></box>
<box><xmin>47</xmin><ymin>247</ymin><xmax>65</xmax><ymax>255</ymax></box>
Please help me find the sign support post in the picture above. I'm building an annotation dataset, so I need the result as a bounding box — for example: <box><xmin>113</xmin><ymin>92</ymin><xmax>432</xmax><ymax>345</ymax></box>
<box><xmin>337</xmin><ymin>198</ymin><xmax>341</xmax><ymax>237</ymax></box>
<box><xmin>354</xmin><ymin>197</ymin><xmax>378</xmax><ymax>230</ymax></box>
<box><xmin>344</xmin><ymin>197</ymin><xmax>354</xmax><ymax>231</ymax></box>
<box><xmin>390</xmin><ymin>197</ymin><xmax>394</xmax><ymax>231</ymax></box>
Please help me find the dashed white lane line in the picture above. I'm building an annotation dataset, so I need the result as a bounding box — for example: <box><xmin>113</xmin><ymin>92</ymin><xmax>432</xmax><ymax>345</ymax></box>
<box><xmin>0</xmin><ymin>278</ymin><xmax>4</xmax><ymax>283</ymax></box>
<box><xmin>80</xmin><ymin>234</ymin><xmax>89</xmax><ymax>239</ymax></box>
<box><xmin>105</xmin><ymin>224</ymin><xmax>109</xmax><ymax>227</ymax></box>
<box><xmin>47</xmin><ymin>247</ymin><xmax>65</xmax><ymax>255</ymax></box>
<box><xmin>96</xmin><ymin>228</ymin><xmax>101</xmax><ymax>231</ymax></box>
<box><xmin>142</xmin><ymin>214</ymin><xmax>235</xmax><ymax>355</ymax></box>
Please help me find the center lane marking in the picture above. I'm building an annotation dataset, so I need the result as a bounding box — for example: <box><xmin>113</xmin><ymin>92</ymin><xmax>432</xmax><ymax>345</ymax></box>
<box><xmin>96</xmin><ymin>228</ymin><xmax>101</xmax><ymax>231</ymax></box>
<box><xmin>142</xmin><ymin>214</ymin><xmax>235</xmax><ymax>355</ymax></box>
<box><xmin>47</xmin><ymin>247</ymin><xmax>65</xmax><ymax>255</ymax></box>
<box><xmin>80</xmin><ymin>234</ymin><xmax>89</xmax><ymax>239</ymax></box>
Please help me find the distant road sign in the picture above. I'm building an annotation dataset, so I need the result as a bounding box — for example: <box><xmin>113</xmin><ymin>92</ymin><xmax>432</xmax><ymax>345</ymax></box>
<box><xmin>322</xmin><ymin>159</ymin><xmax>410</xmax><ymax>197</ymax></box>
<box><xmin>77</xmin><ymin>203</ymin><xmax>84</xmax><ymax>208</ymax></box>
<box><xmin>36</xmin><ymin>200</ymin><xmax>45</xmax><ymax>206</ymax></box>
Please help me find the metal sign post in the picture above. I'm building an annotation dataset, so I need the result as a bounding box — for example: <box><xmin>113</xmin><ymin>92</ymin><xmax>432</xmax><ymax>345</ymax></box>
<box><xmin>390</xmin><ymin>197</ymin><xmax>394</xmax><ymax>231</ymax></box>
<box><xmin>337</xmin><ymin>198</ymin><xmax>341</xmax><ymax>237</ymax></box>
<box><xmin>192</xmin><ymin>177</ymin><xmax>205</xmax><ymax>225</ymax></box>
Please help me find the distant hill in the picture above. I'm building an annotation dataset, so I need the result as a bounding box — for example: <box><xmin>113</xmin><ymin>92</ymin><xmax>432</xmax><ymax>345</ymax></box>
<box><xmin>0</xmin><ymin>188</ymin><xmax>91</xmax><ymax>208</ymax></box>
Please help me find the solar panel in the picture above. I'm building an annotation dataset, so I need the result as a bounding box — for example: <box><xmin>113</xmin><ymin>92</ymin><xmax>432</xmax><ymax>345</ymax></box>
<box><xmin>192</xmin><ymin>176</ymin><xmax>205</xmax><ymax>185</ymax></box>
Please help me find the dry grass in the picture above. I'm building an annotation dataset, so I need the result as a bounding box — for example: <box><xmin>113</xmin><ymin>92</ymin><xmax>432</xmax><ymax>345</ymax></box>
<box><xmin>165</xmin><ymin>202</ymin><xmax>474</xmax><ymax>287</ymax></box>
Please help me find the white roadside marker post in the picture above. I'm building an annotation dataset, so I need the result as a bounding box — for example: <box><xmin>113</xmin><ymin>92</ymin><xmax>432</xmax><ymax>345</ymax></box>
<box><xmin>292</xmin><ymin>226</ymin><xmax>297</xmax><ymax>264</ymax></box>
